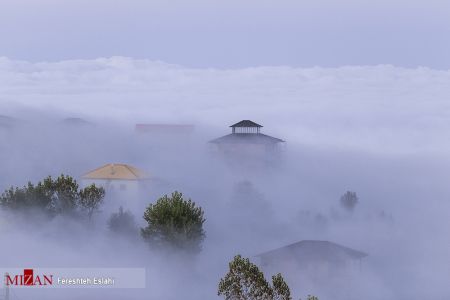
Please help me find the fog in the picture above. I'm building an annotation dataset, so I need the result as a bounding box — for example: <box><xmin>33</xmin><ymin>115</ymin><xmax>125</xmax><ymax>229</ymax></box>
<box><xmin>1</xmin><ymin>58</ymin><xmax>450</xmax><ymax>299</ymax></box>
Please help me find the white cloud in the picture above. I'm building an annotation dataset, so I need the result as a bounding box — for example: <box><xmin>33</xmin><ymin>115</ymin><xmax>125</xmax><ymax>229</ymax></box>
<box><xmin>1</xmin><ymin>56</ymin><xmax>450</xmax><ymax>154</ymax></box>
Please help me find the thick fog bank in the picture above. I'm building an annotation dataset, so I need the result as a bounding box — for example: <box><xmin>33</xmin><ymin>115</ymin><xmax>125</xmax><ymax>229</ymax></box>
<box><xmin>1</xmin><ymin>58</ymin><xmax>449</xmax><ymax>299</ymax></box>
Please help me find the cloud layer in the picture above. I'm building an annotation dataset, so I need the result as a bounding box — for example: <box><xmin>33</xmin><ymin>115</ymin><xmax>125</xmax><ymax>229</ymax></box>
<box><xmin>1</xmin><ymin>56</ymin><xmax>450</xmax><ymax>154</ymax></box>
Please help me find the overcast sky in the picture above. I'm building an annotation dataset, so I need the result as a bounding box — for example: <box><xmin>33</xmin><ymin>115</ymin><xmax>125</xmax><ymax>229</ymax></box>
<box><xmin>1</xmin><ymin>0</ymin><xmax>449</xmax><ymax>68</ymax></box>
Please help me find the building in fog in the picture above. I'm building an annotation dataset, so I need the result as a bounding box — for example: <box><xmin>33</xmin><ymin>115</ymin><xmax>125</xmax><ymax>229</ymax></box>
<box><xmin>61</xmin><ymin>117</ymin><xmax>94</xmax><ymax>128</ymax></box>
<box><xmin>82</xmin><ymin>163</ymin><xmax>150</xmax><ymax>211</ymax></box>
<box><xmin>209</xmin><ymin>120</ymin><xmax>285</xmax><ymax>159</ymax></box>
<box><xmin>82</xmin><ymin>163</ymin><xmax>149</xmax><ymax>191</ymax></box>
<box><xmin>256</xmin><ymin>240</ymin><xmax>367</xmax><ymax>278</ymax></box>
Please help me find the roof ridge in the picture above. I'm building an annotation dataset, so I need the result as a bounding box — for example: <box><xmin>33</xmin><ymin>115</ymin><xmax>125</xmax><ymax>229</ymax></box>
<box><xmin>82</xmin><ymin>163</ymin><xmax>147</xmax><ymax>180</ymax></box>
<box><xmin>124</xmin><ymin>164</ymin><xmax>140</xmax><ymax>179</ymax></box>
<box><xmin>82</xmin><ymin>163</ymin><xmax>111</xmax><ymax>177</ymax></box>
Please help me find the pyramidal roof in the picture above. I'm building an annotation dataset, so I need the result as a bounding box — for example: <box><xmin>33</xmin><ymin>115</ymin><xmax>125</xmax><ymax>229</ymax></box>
<box><xmin>230</xmin><ymin>120</ymin><xmax>263</xmax><ymax>128</ymax></box>
<box><xmin>82</xmin><ymin>163</ymin><xmax>149</xmax><ymax>180</ymax></box>
<box><xmin>209</xmin><ymin>133</ymin><xmax>284</xmax><ymax>144</ymax></box>
<box><xmin>256</xmin><ymin>240</ymin><xmax>367</xmax><ymax>261</ymax></box>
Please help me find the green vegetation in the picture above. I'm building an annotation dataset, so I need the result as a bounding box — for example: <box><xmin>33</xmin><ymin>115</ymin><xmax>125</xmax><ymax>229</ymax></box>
<box><xmin>218</xmin><ymin>255</ymin><xmax>292</xmax><ymax>300</ymax></box>
<box><xmin>141</xmin><ymin>191</ymin><xmax>205</xmax><ymax>253</ymax></box>
<box><xmin>218</xmin><ymin>255</ymin><xmax>318</xmax><ymax>300</ymax></box>
<box><xmin>2</xmin><ymin>176</ymin><xmax>317</xmax><ymax>299</ymax></box>
<box><xmin>272</xmin><ymin>273</ymin><xmax>292</xmax><ymax>300</ymax></box>
<box><xmin>0</xmin><ymin>174</ymin><xmax>105</xmax><ymax>219</ymax></box>
<box><xmin>79</xmin><ymin>183</ymin><xmax>106</xmax><ymax>220</ymax></box>
<box><xmin>340</xmin><ymin>191</ymin><xmax>359</xmax><ymax>212</ymax></box>
<box><xmin>108</xmin><ymin>206</ymin><xmax>137</xmax><ymax>235</ymax></box>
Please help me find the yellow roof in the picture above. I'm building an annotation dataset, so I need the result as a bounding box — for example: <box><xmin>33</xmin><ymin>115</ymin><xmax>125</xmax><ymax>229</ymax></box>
<box><xmin>82</xmin><ymin>163</ymin><xmax>149</xmax><ymax>180</ymax></box>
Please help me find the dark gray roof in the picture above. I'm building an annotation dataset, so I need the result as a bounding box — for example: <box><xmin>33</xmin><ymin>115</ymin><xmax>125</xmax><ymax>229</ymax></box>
<box><xmin>256</xmin><ymin>240</ymin><xmax>367</xmax><ymax>263</ymax></box>
<box><xmin>230</xmin><ymin>120</ymin><xmax>263</xmax><ymax>128</ymax></box>
<box><xmin>209</xmin><ymin>133</ymin><xmax>284</xmax><ymax>144</ymax></box>
<box><xmin>61</xmin><ymin>117</ymin><xmax>94</xmax><ymax>127</ymax></box>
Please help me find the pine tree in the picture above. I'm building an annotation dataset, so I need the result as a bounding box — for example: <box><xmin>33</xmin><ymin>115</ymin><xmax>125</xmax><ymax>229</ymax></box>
<box><xmin>141</xmin><ymin>191</ymin><xmax>205</xmax><ymax>253</ymax></box>
<box><xmin>218</xmin><ymin>255</ymin><xmax>292</xmax><ymax>300</ymax></box>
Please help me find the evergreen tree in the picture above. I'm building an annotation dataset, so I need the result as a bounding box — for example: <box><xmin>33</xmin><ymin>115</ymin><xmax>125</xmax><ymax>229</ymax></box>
<box><xmin>108</xmin><ymin>206</ymin><xmax>137</xmax><ymax>235</ymax></box>
<box><xmin>0</xmin><ymin>174</ymin><xmax>105</xmax><ymax>218</ymax></box>
<box><xmin>141</xmin><ymin>191</ymin><xmax>205</xmax><ymax>253</ymax></box>
<box><xmin>79</xmin><ymin>184</ymin><xmax>105</xmax><ymax>220</ymax></box>
<box><xmin>218</xmin><ymin>255</ymin><xmax>292</xmax><ymax>300</ymax></box>
<box><xmin>340</xmin><ymin>191</ymin><xmax>359</xmax><ymax>212</ymax></box>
